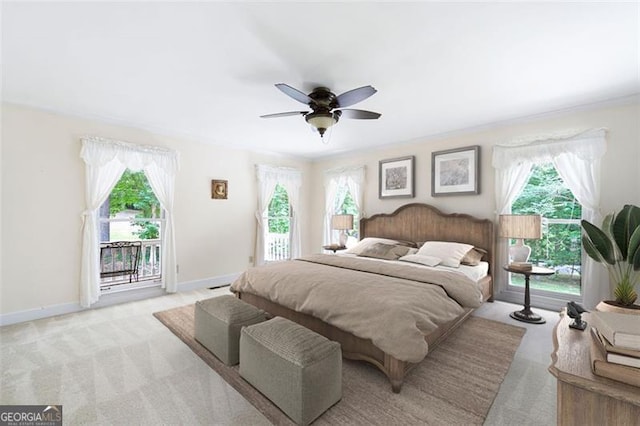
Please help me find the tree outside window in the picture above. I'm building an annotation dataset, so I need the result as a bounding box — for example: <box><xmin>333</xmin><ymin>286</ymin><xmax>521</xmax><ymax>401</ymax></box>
<box><xmin>99</xmin><ymin>169</ymin><xmax>164</xmax><ymax>284</ymax></box>
<box><xmin>268</xmin><ymin>184</ymin><xmax>291</xmax><ymax>234</ymax></box>
<box><xmin>335</xmin><ymin>187</ymin><xmax>359</xmax><ymax>244</ymax></box>
<box><xmin>100</xmin><ymin>170</ymin><xmax>162</xmax><ymax>241</ymax></box>
<box><xmin>511</xmin><ymin>163</ymin><xmax>582</xmax><ymax>295</ymax></box>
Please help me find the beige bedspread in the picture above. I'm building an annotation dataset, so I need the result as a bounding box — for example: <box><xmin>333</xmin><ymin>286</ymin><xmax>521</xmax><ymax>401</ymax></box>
<box><xmin>230</xmin><ymin>254</ymin><xmax>483</xmax><ymax>363</ymax></box>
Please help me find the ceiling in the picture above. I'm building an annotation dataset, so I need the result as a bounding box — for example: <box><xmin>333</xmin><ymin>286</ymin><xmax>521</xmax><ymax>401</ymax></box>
<box><xmin>2</xmin><ymin>2</ymin><xmax>638</xmax><ymax>159</ymax></box>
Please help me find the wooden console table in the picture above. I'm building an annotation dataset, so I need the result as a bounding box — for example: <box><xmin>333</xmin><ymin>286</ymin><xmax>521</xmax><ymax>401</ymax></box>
<box><xmin>549</xmin><ymin>311</ymin><xmax>640</xmax><ymax>425</ymax></box>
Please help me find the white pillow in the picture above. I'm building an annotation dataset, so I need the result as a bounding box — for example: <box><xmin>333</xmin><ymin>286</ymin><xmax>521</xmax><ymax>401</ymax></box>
<box><xmin>345</xmin><ymin>237</ymin><xmax>415</xmax><ymax>255</ymax></box>
<box><xmin>417</xmin><ymin>241</ymin><xmax>474</xmax><ymax>268</ymax></box>
<box><xmin>398</xmin><ymin>254</ymin><xmax>442</xmax><ymax>267</ymax></box>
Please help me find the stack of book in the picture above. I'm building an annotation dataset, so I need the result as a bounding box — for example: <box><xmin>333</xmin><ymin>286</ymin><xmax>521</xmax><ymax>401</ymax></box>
<box><xmin>508</xmin><ymin>261</ymin><xmax>532</xmax><ymax>271</ymax></box>
<box><xmin>589</xmin><ymin>311</ymin><xmax>640</xmax><ymax>387</ymax></box>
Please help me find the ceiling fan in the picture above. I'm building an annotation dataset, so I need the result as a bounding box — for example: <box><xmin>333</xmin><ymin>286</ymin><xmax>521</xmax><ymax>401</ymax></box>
<box><xmin>261</xmin><ymin>83</ymin><xmax>381</xmax><ymax>138</ymax></box>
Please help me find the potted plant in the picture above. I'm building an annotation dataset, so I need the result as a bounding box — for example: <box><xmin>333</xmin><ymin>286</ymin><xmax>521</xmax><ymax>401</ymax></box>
<box><xmin>581</xmin><ymin>204</ymin><xmax>640</xmax><ymax>312</ymax></box>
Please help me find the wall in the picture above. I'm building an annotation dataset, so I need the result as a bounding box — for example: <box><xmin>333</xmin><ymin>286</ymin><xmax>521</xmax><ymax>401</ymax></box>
<box><xmin>309</xmin><ymin>98</ymin><xmax>640</xmax><ymax>306</ymax></box>
<box><xmin>0</xmin><ymin>103</ymin><xmax>312</xmax><ymax>320</ymax></box>
<box><xmin>2</xmin><ymin>99</ymin><xmax>638</xmax><ymax>321</ymax></box>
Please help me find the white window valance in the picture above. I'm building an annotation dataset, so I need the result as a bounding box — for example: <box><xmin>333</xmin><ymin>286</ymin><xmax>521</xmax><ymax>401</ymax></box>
<box><xmin>81</xmin><ymin>136</ymin><xmax>179</xmax><ymax>173</ymax></box>
<box><xmin>323</xmin><ymin>166</ymin><xmax>365</xmax><ymax>186</ymax></box>
<box><xmin>256</xmin><ymin>164</ymin><xmax>303</xmax><ymax>187</ymax></box>
<box><xmin>492</xmin><ymin>128</ymin><xmax>607</xmax><ymax>169</ymax></box>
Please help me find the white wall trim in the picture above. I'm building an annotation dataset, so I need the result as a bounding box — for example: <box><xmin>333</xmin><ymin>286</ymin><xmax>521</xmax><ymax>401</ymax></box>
<box><xmin>0</xmin><ymin>300</ymin><xmax>83</xmax><ymax>327</ymax></box>
<box><xmin>0</xmin><ymin>272</ymin><xmax>241</xmax><ymax>326</ymax></box>
<box><xmin>178</xmin><ymin>273</ymin><xmax>239</xmax><ymax>292</ymax></box>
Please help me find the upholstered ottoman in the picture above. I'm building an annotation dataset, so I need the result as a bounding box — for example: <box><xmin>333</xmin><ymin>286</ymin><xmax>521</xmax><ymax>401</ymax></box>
<box><xmin>194</xmin><ymin>295</ymin><xmax>267</xmax><ymax>365</ymax></box>
<box><xmin>239</xmin><ymin>317</ymin><xmax>342</xmax><ymax>425</ymax></box>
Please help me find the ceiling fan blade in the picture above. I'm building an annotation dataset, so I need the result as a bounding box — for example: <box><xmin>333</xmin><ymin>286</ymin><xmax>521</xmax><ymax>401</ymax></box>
<box><xmin>338</xmin><ymin>109</ymin><xmax>381</xmax><ymax>119</ymax></box>
<box><xmin>335</xmin><ymin>85</ymin><xmax>377</xmax><ymax>108</ymax></box>
<box><xmin>275</xmin><ymin>83</ymin><xmax>313</xmax><ymax>105</ymax></box>
<box><xmin>260</xmin><ymin>111</ymin><xmax>308</xmax><ymax>118</ymax></box>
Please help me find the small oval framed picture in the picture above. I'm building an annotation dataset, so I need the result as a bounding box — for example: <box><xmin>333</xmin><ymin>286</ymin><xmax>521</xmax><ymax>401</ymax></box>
<box><xmin>211</xmin><ymin>179</ymin><xmax>228</xmax><ymax>199</ymax></box>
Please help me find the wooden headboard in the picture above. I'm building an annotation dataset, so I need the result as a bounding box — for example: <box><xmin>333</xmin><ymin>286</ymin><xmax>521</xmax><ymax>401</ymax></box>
<box><xmin>360</xmin><ymin>203</ymin><xmax>495</xmax><ymax>275</ymax></box>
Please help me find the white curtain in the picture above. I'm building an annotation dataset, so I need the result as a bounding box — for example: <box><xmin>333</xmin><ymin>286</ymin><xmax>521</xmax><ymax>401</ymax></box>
<box><xmin>493</xmin><ymin>162</ymin><xmax>534</xmax><ymax>294</ymax></box>
<box><xmin>492</xmin><ymin>128</ymin><xmax>607</xmax><ymax>307</ymax></box>
<box><xmin>80</xmin><ymin>137</ymin><xmax>180</xmax><ymax>307</ymax></box>
<box><xmin>144</xmin><ymin>161</ymin><xmax>179</xmax><ymax>293</ymax></box>
<box><xmin>255</xmin><ymin>165</ymin><xmax>302</xmax><ymax>265</ymax></box>
<box><xmin>322</xmin><ymin>166</ymin><xmax>365</xmax><ymax>246</ymax></box>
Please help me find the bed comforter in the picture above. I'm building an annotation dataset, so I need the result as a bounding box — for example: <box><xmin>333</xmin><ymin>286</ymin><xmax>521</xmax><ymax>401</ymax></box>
<box><xmin>230</xmin><ymin>253</ymin><xmax>483</xmax><ymax>363</ymax></box>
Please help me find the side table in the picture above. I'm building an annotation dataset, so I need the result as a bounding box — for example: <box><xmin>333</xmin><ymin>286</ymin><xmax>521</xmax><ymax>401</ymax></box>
<box><xmin>549</xmin><ymin>311</ymin><xmax>640</xmax><ymax>425</ymax></box>
<box><xmin>504</xmin><ymin>264</ymin><xmax>554</xmax><ymax>324</ymax></box>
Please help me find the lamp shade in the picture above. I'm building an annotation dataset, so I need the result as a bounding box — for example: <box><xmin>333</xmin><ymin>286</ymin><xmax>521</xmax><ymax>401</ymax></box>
<box><xmin>331</xmin><ymin>214</ymin><xmax>354</xmax><ymax>230</ymax></box>
<box><xmin>499</xmin><ymin>214</ymin><xmax>542</xmax><ymax>263</ymax></box>
<box><xmin>499</xmin><ymin>215</ymin><xmax>542</xmax><ymax>239</ymax></box>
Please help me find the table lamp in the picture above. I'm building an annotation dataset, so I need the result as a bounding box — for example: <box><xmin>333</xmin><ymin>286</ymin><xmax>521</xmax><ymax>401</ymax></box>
<box><xmin>499</xmin><ymin>214</ymin><xmax>542</xmax><ymax>264</ymax></box>
<box><xmin>331</xmin><ymin>214</ymin><xmax>354</xmax><ymax>246</ymax></box>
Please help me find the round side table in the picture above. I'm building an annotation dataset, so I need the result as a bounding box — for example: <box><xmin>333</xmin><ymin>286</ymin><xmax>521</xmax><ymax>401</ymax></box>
<box><xmin>504</xmin><ymin>265</ymin><xmax>555</xmax><ymax>324</ymax></box>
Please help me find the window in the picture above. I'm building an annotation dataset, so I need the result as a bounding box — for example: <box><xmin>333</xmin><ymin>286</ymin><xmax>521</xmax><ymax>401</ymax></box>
<box><xmin>255</xmin><ymin>165</ymin><xmax>301</xmax><ymax>265</ymax></box>
<box><xmin>99</xmin><ymin>169</ymin><xmax>164</xmax><ymax>290</ymax></box>
<box><xmin>265</xmin><ymin>184</ymin><xmax>291</xmax><ymax>261</ymax></box>
<box><xmin>322</xmin><ymin>166</ymin><xmax>365</xmax><ymax>248</ymax></box>
<box><xmin>80</xmin><ymin>136</ymin><xmax>179</xmax><ymax>308</ymax></box>
<box><xmin>510</xmin><ymin>163</ymin><xmax>582</xmax><ymax>296</ymax></box>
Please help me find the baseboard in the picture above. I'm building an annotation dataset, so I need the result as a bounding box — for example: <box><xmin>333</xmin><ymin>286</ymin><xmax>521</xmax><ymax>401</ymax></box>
<box><xmin>0</xmin><ymin>272</ymin><xmax>241</xmax><ymax>326</ymax></box>
<box><xmin>0</xmin><ymin>301</ymin><xmax>84</xmax><ymax>327</ymax></box>
<box><xmin>178</xmin><ymin>273</ymin><xmax>239</xmax><ymax>292</ymax></box>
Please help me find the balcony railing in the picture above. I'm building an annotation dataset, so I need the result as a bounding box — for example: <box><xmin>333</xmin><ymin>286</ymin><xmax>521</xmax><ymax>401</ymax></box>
<box><xmin>266</xmin><ymin>233</ymin><xmax>290</xmax><ymax>262</ymax></box>
<box><xmin>100</xmin><ymin>239</ymin><xmax>162</xmax><ymax>288</ymax></box>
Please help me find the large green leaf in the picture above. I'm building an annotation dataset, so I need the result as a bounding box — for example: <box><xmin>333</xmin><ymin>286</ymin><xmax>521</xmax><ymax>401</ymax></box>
<box><xmin>582</xmin><ymin>235</ymin><xmax>606</xmax><ymax>264</ymax></box>
<box><xmin>628</xmin><ymin>226</ymin><xmax>640</xmax><ymax>265</ymax></box>
<box><xmin>612</xmin><ymin>205</ymin><xmax>640</xmax><ymax>258</ymax></box>
<box><xmin>582</xmin><ymin>219</ymin><xmax>616</xmax><ymax>264</ymax></box>
<box><xmin>627</xmin><ymin>204</ymin><xmax>640</xmax><ymax>230</ymax></box>
<box><xmin>633</xmin><ymin>244</ymin><xmax>640</xmax><ymax>271</ymax></box>
<box><xmin>627</xmin><ymin>205</ymin><xmax>640</xmax><ymax>260</ymax></box>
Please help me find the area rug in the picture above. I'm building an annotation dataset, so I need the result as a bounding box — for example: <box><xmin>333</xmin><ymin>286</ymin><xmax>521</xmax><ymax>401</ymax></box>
<box><xmin>153</xmin><ymin>304</ymin><xmax>525</xmax><ymax>425</ymax></box>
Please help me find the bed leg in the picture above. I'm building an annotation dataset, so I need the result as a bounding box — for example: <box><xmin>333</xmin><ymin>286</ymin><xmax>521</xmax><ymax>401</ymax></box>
<box><xmin>385</xmin><ymin>354</ymin><xmax>405</xmax><ymax>393</ymax></box>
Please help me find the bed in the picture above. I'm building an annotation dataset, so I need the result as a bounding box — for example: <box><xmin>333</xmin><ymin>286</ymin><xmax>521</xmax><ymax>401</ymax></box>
<box><xmin>231</xmin><ymin>203</ymin><xmax>494</xmax><ymax>392</ymax></box>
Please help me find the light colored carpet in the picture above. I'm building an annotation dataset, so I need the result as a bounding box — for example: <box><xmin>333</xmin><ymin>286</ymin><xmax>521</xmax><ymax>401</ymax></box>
<box><xmin>154</xmin><ymin>303</ymin><xmax>526</xmax><ymax>425</ymax></box>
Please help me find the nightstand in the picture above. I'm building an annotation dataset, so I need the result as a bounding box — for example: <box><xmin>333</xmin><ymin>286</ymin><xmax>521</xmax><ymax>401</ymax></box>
<box><xmin>549</xmin><ymin>311</ymin><xmax>640</xmax><ymax>424</ymax></box>
<box><xmin>504</xmin><ymin>264</ymin><xmax>554</xmax><ymax>324</ymax></box>
<box><xmin>322</xmin><ymin>245</ymin><xmax>346</xmax><ymax>254</ymax></box>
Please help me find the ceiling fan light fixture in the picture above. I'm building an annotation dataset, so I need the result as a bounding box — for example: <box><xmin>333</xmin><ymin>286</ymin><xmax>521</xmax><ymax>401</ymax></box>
<box><xmin>305</xmin><ymin>111</ymin><xmax>340</xmax><ymax>137</ymax></box>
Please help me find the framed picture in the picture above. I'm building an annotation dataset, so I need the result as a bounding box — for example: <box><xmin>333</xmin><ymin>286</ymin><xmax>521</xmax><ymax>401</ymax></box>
<box><xmin>431</xmin><ymin>145</ymin><xmax>480</xmax><ymax>196</ymax></box>
<box><xmin>379</xmin><ymin>156</ymin><xmax>415</xmax><ymax>199</ymax></box>
<box><xmin>211</xmin><ymin>179</ymin><xmax>228</xmax><ymax>199</ymax></box>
